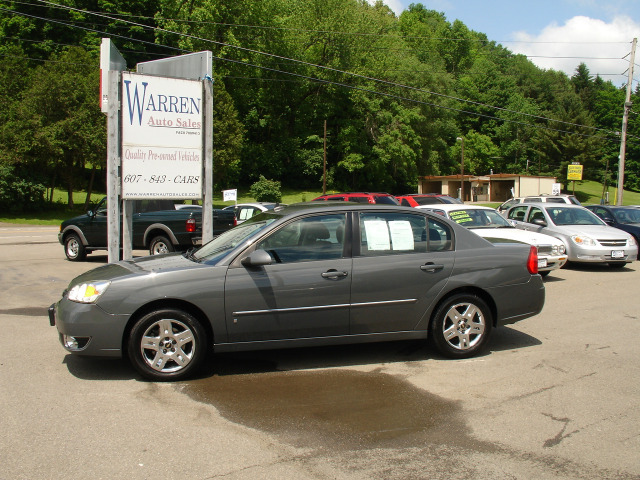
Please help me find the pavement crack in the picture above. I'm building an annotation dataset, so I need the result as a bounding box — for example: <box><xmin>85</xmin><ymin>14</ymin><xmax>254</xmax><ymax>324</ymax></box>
<box><xmin>542</xmin><ymin>413</ymin><xmax>580</xmax><ymax>448</ymax></box>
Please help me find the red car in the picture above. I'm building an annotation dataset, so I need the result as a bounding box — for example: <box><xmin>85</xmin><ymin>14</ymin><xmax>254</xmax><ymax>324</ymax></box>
<box><xmin>396</xmin><ymin>194</ymin><xmax>462</xmax><ymax>207</ymax></box>
<box><xmin>312</xmin><ymin>192</ymin><xmax>399</xmax><ymax>205</ymax></box>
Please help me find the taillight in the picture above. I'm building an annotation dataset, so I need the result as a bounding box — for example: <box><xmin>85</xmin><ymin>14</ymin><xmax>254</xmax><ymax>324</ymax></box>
<box><xmin>186</xmin><ymin>218</ymin><xmax>196</xmax><ymax>233</ymax></box>
<box><xmin>526</xmin><ymin>245</ymin><xmax>538</xmax><ymax>274</ymax></box>
<box><xmin>233</xmin><ymin>217</ymin><xmax>237</xmax><ymax>227</ymax></box>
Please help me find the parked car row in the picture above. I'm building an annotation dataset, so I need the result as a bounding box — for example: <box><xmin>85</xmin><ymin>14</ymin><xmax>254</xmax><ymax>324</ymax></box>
<box><xmin>420</xmin><ymin>204</ymin><xmax>568</xmax><ymax>276</ymax></box>
<box><xmin>312</xmin><ymin>192</ymin><xmax>462</xmax><ymax>205</ymax></box>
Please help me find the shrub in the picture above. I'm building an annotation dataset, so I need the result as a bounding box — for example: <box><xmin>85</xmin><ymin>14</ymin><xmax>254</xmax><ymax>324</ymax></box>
<box><xmin>0</xmin><ymin>165</ymin><xmax>46</xmax><ymax>213</ymax></box>
<box><xmin>249</xmin><ymin>175</ymin><xmax>282</xmax><ymax>203</ymax></box>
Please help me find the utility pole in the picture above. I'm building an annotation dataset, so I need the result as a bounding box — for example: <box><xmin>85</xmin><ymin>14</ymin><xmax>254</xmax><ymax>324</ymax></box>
<box><xmin>323</xmin><ymin>120</ymin><xmax>327</xmax><ymax>195</ymax></box>
<box><xmin>457</xmin><ymin>136</ymin><xmax>464</xmax><ymax>201</ymax></box>
<box><xmin>616</xmin><ymin>37</ymin><xmax>637</xmax><ymax>206</ymax></box>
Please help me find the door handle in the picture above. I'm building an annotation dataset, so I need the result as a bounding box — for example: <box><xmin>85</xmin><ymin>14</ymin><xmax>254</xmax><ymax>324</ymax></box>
<box><xmin>420</xmin><ymin>263</ymin><xmax>444</xmax><ymax>273</ymax></box>
<box><xmin>321</xmin><ymin>270</ymin><xmax>348</xmax><ymax>279</ymax></box>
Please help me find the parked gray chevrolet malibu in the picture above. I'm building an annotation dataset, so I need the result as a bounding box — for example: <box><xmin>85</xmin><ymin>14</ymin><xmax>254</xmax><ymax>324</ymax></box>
<box><xmin>50</xmin><ymin>203</ymin><xmax>545</xmax><ymax>381</ymax></box>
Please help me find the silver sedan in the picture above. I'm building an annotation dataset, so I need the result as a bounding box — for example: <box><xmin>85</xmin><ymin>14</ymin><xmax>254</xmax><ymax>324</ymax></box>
<box><xmin>505</xmin><ymin>203</ymin><xmax>638</xmax><ymax>267</ymax></box>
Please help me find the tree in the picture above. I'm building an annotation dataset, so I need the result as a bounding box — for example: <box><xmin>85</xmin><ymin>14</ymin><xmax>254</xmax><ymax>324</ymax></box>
<box><xmin>7</xmin><ymin>47</ymin><xmax>105</xmax><ymax>206</ymax></box>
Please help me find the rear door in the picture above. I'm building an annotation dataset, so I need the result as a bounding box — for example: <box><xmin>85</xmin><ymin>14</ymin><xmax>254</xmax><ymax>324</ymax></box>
<box><xmin>349</xmin><ymin>211</ymin><xmax>455</xmax><ymax>334</ymax></box>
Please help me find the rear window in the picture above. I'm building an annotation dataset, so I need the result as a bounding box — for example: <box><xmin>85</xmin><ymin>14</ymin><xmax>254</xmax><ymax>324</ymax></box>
<box><xmin>413</xmin><ymin>197</ymin><xmax>443</xmax><ymax>205</ymax></box>
<box><xmin>373</xmin><ymin>195</ymin><xmax>399</xmax><ymax>205</ymax></box>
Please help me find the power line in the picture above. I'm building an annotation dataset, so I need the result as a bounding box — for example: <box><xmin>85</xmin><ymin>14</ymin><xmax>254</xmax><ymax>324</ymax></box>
<box><xmin>4</xmin><ymin>2</ymin><xmax>637</xmax><ymax>143</ymax></box>
<box><xmin>23</xmin><ymin>0</ymin><xmax>629</xmax><ymax>138</ymax></box>
<box><xmin>13</xmin><ymin>0</ymin><xmax>633</xmax><ymax>47</ymax></box>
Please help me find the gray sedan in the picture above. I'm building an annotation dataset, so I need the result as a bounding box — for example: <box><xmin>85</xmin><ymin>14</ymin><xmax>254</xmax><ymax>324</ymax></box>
<box><xmin>50</xmin><ymin>203</ymin><xmax>545</xmax><ymax>381</ymax></box>
<box><xmin>505</xmin><ymin>203</ymin><xmax>638</xmax><ymax>267</ymax></box>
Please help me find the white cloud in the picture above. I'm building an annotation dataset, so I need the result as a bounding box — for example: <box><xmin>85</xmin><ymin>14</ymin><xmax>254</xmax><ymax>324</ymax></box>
<box><xmin>382</xmin><ymin>0</ymin><xmax>404</xmax><ymax>14</ymax></box>
<box><xmin>510</xmin><ymin>15</ymin><xmax>640</xmax><ymax>88</ymax></box>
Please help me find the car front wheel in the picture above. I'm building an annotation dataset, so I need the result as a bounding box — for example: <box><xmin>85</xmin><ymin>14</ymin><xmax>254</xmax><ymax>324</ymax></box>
<box><xmin>128</xmin><ymin>309</ymin><xmax>207</xmax><ymax>381</ymax></box>
<box><xmin>64</xmin><ymin>233</ymin><xmax>87</xmax><ymax>261</ymax></box>
<box><xmin>430</xmin><ymin>294</ymin><xmax>492</xmax><ymax>359</ymax></box>
<box><xmin>149</xmin><ymin>235</ymin><xmax>174</xmax><ymax>255</ymax></box>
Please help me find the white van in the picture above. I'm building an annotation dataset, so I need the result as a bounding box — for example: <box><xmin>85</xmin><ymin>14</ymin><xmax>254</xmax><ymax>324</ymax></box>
<box><xmin>497</xmin><ymin>194</ymin><xmax>580</xmax><ymax>214</ymax></box>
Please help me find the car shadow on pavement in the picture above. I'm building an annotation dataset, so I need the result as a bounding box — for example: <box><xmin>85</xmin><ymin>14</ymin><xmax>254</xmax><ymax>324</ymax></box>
<box><xmin>63</xmin><ymin>355</ymin><xmax>136</xmax><ymax>381</ymax></box>
<box><xmin>60</xmin><ymin>328</ymin><xmax>541</xmax><ymax>381</ymax></box>
<box><xmin>199</xmin><ymin>327</ymin><xmax>541</xmax><ymax>378</ymax></box>
<box><xmin>561</xmin><ymin>262</ymin><xmax>636</xmax><ymax>273</ymax></box>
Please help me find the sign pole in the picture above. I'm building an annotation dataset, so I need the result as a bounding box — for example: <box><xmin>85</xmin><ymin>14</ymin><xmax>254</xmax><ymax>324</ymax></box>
<box><xmin>106</xmin><ymin>70</ymin><xmax>121</xmax><ymax>263</ymax></box>
<box><xmin>202</xmin><ymin>77</ymin><xmax>214</xmax><ymax>244</ymax></box>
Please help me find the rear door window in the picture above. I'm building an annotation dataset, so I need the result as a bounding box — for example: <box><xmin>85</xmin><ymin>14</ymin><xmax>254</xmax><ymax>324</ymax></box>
<box><xmin>358</xmin><ymin>212</ymin><xmax>452</xmax><ymax>256</ymax></box>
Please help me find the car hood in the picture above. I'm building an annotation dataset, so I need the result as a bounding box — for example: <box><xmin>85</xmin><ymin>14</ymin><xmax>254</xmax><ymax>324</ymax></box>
<box><xmin>68</xmin><ymin>253</ymin><xmax>196</xmax><ymax>286</ymax></box>
<box><xmin>471</xmin><ymin>227</ymin><xmax>562</xmax><ymax>246</ymax></box>
<box><xmin>549</xmin><ymin>224</ymin><xmax>630</xmax><ymax>239</ymax></box>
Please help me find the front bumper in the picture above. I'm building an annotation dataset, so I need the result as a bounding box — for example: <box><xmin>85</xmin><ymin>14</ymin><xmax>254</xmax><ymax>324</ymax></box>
<box><xmin>538</xmin><ymin>254</ymin><xmax>568</xmax><ymax>271</ymax></box>
<box><xmin>568</xmin><ymin>245</ymin><xmax>637</xmax><ymax>263</ymax></box>
<box><xmin>50</xmin><ymin>298</ymin><xmax>130</xmax><ymax>357</ymax></box>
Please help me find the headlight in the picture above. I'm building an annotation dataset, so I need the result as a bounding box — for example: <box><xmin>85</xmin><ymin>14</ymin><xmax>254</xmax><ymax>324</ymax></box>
<box><xmin>67</xmin><ymin>281</ymin><xmax>111</xmax><ymax>303</ymax></box>
<box><xmin>551</xmin><ymin>244</ymin><xmax>566</xmax><ymax>255</ymax></box>
<box><xmin>570</xmin><ymin>235</ymin><xmax>596</xmax><ymax>247</ymax></box>
<box><xmin>629</xmin><ymin>236</ymin><xmax>637</xmax><ymax>247</ymax></box>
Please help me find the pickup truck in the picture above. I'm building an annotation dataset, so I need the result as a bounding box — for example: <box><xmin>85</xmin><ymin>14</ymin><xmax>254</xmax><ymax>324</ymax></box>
<box><xmin>58</xmin><ymin>198</ymin><xmax>236</xmax><ymax>261</ymax></box>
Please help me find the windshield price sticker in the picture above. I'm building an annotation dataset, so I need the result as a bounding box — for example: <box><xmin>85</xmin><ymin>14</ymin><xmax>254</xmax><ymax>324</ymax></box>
<box><xmin>611</xmin><ymin>250</ymin><xmax>624</xmax><ymax>259</ymax></box>
<box><xmin>449</xmin><ymin>210</ymin><xmax>473</xmax><ymax>224</ymax></box>
<box><xmin>121</xmin><ymin>73</ymin><xmax>203</xmax><ymax>199</ymax></box>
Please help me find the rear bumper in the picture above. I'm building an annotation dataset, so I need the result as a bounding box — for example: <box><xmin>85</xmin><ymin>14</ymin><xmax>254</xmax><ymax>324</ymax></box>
<box><xmin>489</xmin><ymin>275</ymin><xmax>545</xmax><ymax>327</ymax></box>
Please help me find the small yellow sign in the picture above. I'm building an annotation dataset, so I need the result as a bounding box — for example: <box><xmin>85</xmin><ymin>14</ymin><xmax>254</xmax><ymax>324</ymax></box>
<box><xmin>567</xmin><ymin>164</ymin><xmax>583</xmax><ymax>180</ymax></box>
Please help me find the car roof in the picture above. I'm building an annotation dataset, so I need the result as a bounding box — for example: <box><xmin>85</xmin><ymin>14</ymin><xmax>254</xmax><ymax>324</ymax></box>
<box><xmin>515</xmin><ymin>203</ymin><xmax>585</xmax><ymax>209</ymax></box>
<box><xmin>264</xmin><ymin>202</ymin><xmax>405</xmax><ymax>215</ymax></box>
<box><xmin>585</xmin><ymin>204</ymin><xmax>633</xmax><ymax>209</ymax></box>
<box><xmin>399</xmin><ymin>193</ymin><xmax>453</xmax><ymax>197</ymax></box>
<box><xmin>418</xmin><ymin>204</ymin><xmax>494</xmax><ymax>212</ymax></box>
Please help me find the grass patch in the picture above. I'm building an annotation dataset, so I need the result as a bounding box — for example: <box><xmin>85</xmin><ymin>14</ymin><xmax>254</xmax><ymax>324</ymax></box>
<box><xmin>2</xmin><ymin>183</ymin><xmax>637</xmax><ymax>225</ymax></box>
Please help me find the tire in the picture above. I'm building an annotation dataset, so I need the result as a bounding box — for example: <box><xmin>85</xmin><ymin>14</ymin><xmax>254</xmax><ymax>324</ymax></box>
<box><xmin>149</xmin><ymin>235</ymin><xmax>174</xmax><ymax>255</ymax></box>
<box><xmin>608</xmin><ymin>262</ymin><xmax>626</xmax><ymax>269</ymax></box>
<box><xmin>540</xmin><ymin>270</ymin><xmax>551</xmax><ymax>277</ymax></box>
<box><xmin>430</xmin><ymin>294</ymin><xmax>492</xmax><ymax>359</ymax></box>
<box><xmin>128</xmin><ymin>308</ymin><xmax>207</xmax><ymax>381</ymax></box>
<box><xmin>64</xmin><ymin>233</ymin><xmax>87</xmax><ymax>261</ymax></box>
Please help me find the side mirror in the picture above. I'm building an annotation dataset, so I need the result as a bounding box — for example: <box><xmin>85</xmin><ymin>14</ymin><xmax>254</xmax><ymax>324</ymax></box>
<box><xmin>532</xmin><ymin>218</ymin><xmax>547</xmax><ymax>227</ymax></box>
<box><xmin>603</xmin><ymin>218</ymin><xmax>615</xmax><ymax>226</ymax></box>
<box><xmin>241</xmin><ymin>249</ymin><xmax>273</xmax><ymax>267</ymax></box>
<box><xmin>86</xmin><ymin>210</ymin><xmax>95</xmax><ymax>218</ymax></box>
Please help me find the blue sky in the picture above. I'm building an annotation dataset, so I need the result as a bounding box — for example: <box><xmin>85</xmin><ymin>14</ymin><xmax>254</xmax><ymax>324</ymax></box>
<box><xmin>380</xmin><ymin>0</ymin><xmax>640</xmax><ymax>87</ymax></box>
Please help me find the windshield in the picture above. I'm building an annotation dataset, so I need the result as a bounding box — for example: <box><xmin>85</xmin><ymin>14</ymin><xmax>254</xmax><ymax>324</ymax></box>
<box><xmin>547</xmin><ymin>207</ymin><xmax>603</xmax><ymax>226</ymax></box>
<box><xmin>193</xmin><ymin>214</ymin><xmax>278</xmax><ymax>262</ymax></box>
<box><xmin>614</xmin><ymin>208</ymin><xmax>640</xmax><ymax>224</ymax></box>
<box><xmin>447</xmin><ymin>208</ymin><xmax>511</xmax><ymax>228</ymax></box>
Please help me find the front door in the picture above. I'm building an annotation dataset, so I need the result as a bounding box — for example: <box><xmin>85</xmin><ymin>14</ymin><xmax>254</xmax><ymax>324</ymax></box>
<box><xmin>224</xmin><ymin>213</ymin><xmax>351</xmax><ymax>343</ymax></box>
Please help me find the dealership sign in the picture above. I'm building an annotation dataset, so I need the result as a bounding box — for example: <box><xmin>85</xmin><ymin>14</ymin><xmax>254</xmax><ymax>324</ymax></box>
<box><xmin>121</xmin><ymin>72</ymin><xmax>203</xmax><ymax>199</ymax></box>
<box><xmin>567</xmin><ymin>164</ymin><xmax>583</xmax><ymax>181</ymax></box>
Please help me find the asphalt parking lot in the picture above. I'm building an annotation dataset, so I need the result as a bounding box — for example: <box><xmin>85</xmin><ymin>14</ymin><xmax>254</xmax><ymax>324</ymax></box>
<box><xmin>1</xmin><ymin>223</ymin><xmax>638</xmax><ymax>479</ymax></box>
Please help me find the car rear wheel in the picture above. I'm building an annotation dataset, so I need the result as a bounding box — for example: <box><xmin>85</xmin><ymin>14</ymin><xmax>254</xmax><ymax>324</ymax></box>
<box><xmin>149</xmin><ymin>235</ymin><xmax>174</xmax><ymax>255</ymax></box>
<box><xmin>430</xmin><ymin>294</ymin><xmax>492</xmax><ymax>359</ymax></box>
<box><xmin>128</xmin><ymin>308</ymin><xmax>207</xmax><ymax>381</ymax></box>
<box><xmin>64</xmin><ymin>233</ymin><xmax>87</xmax><ymax>261</ymax></box>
